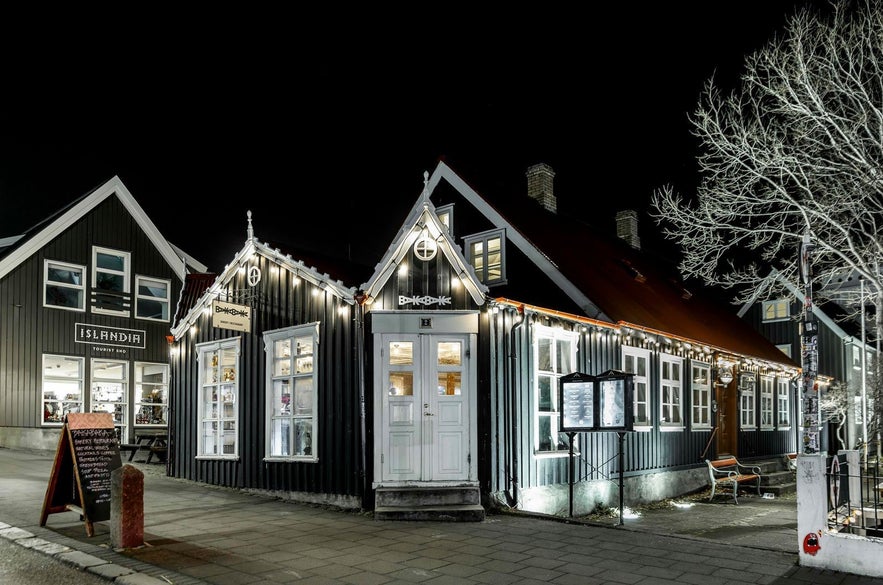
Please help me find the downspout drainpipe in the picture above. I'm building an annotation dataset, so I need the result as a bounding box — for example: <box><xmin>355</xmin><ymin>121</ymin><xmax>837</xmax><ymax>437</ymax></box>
<box><xmin>506</xmin><ymin>305</ymin><xmax>525</xmax><ymax>508</ymax></box>
<box><xmin>355</xmin><ymin>296</ymin><xmax>368</xmax><ymax>509</ymax></box>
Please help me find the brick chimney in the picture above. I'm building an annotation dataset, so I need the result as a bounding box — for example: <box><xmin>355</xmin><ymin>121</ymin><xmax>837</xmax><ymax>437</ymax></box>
<box><xmin>526</xmin><ymin>163</ymin><xmax>557</xmax><ymax>213</ymax></box>
<box><xmin>615</xmin><ymin>209</ymin><xmax>641</xmax><ymax>250</ymax></box>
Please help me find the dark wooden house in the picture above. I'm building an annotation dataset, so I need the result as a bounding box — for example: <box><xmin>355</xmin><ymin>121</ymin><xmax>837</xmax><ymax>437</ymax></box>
<box><xmin>738</xmin><ymin>270</ymin><xmax>877</xmax><ymax>454</ymax></box>
<box><xmin>0</xmin><ymin>177</ymin><xmax>205</xmax><ymax>451</ymax></box>
<box><xmin>168</xmin><ymin>161</ymin><xmax>800</xmax><ymax>519</ymax></box>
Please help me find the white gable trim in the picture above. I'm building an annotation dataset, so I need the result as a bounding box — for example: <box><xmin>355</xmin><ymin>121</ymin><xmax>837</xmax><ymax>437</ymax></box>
<box><xmin>362</xmin><ymin>198</ymin><xmax>487</xmax><ymax>305</ymax></box>
<box><xmin>0</xmin><ymin>176</ymin><xmax>187</xmax><ymax>280</ymax></box>
<box><xmin>430</xmin><ymin>161</ymin><xmax>608</xmax><ymax>320</ymax></box>
<box><xmin>172</xmin><ymin>238</ymin><xmax>358</xmax><ymax>339</ymax></box>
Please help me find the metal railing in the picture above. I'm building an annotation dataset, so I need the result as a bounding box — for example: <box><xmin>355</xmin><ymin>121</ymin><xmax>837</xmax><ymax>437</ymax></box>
<box><xmin>826</xmin><ymin>455</ymin><xmax>883</xmax><ymax>537</ymax></box>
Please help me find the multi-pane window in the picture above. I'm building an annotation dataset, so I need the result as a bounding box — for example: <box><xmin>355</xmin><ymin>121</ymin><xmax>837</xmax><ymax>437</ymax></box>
<box><xmin>264</xmin><ymin>324</ymin><xmax>319</xmax><ymax>461</ymax></box>
<box><xmin>134</xmin><ymin>362</ymin><xmax>169</xmax><ymax>427</ymax></box>
<box><xmin>660</xmin><ymin>355</ymin><xmax>683</xmax><ymax>428</ymax></box>
<box><xmin>777</xmin><ymin>378</ymin><xmax>791</xmax><ymax>427</ymax></box>
<box><xmin>623</xmin><ymin>347</ymin><xmax>651</xmax><ymax>427</ymax></box>
<box><xmin>198</xmin><ymin>339</ymin><xmax>240</xmax><ymax>458</ymax></box>
<box><xmin>135</xmin><ymin>276</ymin><xmax>171</xmax><ymax>321</ymax></box>
<box><xmin>739</xmin><ymin>374</ymin><xmax>756</xmax><ymax>429</ymax></box>
<box><xmin>436</xmin><ymin>204</ymin><xmax>453</xmax><ymax>235</ymax></box>
<box><xmin>760</xmin><ymin>376</ymin><xmax>774</xmax><ymax>430</ymax></box>
<box><xmin>42</xmin><ymin>355</ymin><xmax>84</xmax><ymax>425</ymax></box>
<box><xmin>91</xmin><ymin>359</ymin><xmax>128</xmax><ymax>442</ymax></box>
<box><xmin>762</xmin><ymin>299</ymin><xmax>790</xmax><ymax>322</ymax></box>
<box><xmin>465</xmin><ymin>229</ymin><xmax>505</xmax><ymax>285</ymax></box>
<box><xmin>44</xmin><ymin>260</ymin><xmax>86</xmax><ymax>311</ymax></box>
<box><xmin>691</xmin><ymin>363</ymin><xmax>711</xmax><ymax>429</ymax></box>
<box><xmin>92</xmin><ymin>247</ymin><xmax>130</xmax><ymax>315</ymax></box>
<box><xmin>534</xmin><ymin>325</ymin><xmax>577</xmax><ymax>454</ymax></box>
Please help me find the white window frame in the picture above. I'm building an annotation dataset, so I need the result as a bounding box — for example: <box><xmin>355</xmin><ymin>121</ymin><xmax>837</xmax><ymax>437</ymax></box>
<box><xmin>622</xmin><ymin>346</ymin><xmax>651</xmax><ymax>429</ymax></box>
<box><xmin>533</xmin><ymin>324</ymin><xmax>578</xmax><ymax>456</ymax></box>
<box><xmin>436</xmin><ymin>204</ymin><xmax>454</xmax><ymax>236</ymax></box>
<box><xmin>90</xmin><ymin>359</ymin><xmax>129</xmax><ymax>443</ymax></box>
<box><xmin>762</xmin><ymin>299</ymin><xmax>790</xmax><ymax>322</ymax></box>
<box><xmin>464</xmin><ymin>228</ymin><xmax>506</xmax><ymax>285</ymax></box>
<box><xmin>659</xmin><ymin>354</ymin><xmax>684</xmax><ymax>430</ymax></box>
<box><xmin>263</xmin><ymin>323</ymin><xmax>320</xmax><ymax>462</ymax></box>
<box><xmin>92</xmin><ymin>246</ymin><xmax>131</xmax><ymax>316</ymax></box>
<box><xmin>197</xmin><ymin>338</ymin><xmax>241</xmax><ymax>460</ymax></box>
<box><xmin>134</xmin><ymin>362</ymin><xmax>169</xmax><ymax>427</ymax></box>
<box><xmin>739</xmin><ymin>373</ymin><xmax>756</xmax><ymax>429</ymax></box>
<box><xmin>760</xmin><ymin>376</ymin><xmax>774</xmax><ymax>430</ymax></box>
<box><xmin>691</xmin><ymin>362</ymin><xmax>712</xmax><ymax>429</ymax></box>
<box><xmin>41</xmin><ymin>354</ymin><xmax>84</xmax><ymax>426</ymax></box>
<box><xmin>135</xmin><ymin>275</ymin><xmax>171</xmax><ymax>322</ymax></box>
<box><xmin>776</xmin><ymin>344</ymin><xmax>792</xmax><ymax>358</ymax></box>
<box><xmin>44</xmin><ymin>260</ymin><xmax>86</xmax><ymax>311</ymax></box>
<box><xmin>776</xmin><ymin>377</ymin><xmax>791</xmax><ymax>428</ymax></box>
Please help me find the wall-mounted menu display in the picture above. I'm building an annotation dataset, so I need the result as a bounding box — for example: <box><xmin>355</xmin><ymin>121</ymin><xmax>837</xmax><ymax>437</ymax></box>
<box><xmin>560</xmin><ymin>370</ymin><xmax>634</xmax><ymax>432</ymax></box>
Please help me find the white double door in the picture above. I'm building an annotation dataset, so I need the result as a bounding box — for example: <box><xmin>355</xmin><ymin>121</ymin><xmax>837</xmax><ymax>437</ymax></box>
<box><xmin>377</xmin><ymin>332</ymin><xmax>473</xmax><ymax>483</ymax></box>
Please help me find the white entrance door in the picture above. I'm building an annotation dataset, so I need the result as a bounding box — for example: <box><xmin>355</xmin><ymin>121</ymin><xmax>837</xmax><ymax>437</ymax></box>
<box><xmin>380</xmin><ymin>333</ymin><xmax>471</xmax><ymax>482</ymax></box>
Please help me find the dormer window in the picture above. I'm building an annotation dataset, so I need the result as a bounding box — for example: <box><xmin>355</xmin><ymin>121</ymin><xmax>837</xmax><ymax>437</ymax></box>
<box><xmin>464</xmin><ymin>229</ymin><xmax>506</xmax><ymax>285</ymax></box>
<box><xmin>436</xmin><ymin>204</ymin><xmax>454</xmax><ymax>236</ymax></box>
<box><xmin>762</xmin><ymin>299</ymin><xmax>790</xmax><ymax>322</ymax></box>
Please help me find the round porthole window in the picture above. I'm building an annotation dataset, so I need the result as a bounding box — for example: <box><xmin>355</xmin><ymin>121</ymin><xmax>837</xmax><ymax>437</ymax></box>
<box><xmin>414</xmin><ymin>234</ymin><xmax>438</xmax><ymax>261</ymax></box>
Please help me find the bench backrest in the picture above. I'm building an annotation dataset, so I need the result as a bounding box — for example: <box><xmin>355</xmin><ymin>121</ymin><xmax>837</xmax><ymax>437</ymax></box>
<box><xmin>709</xmin><ymin>457</ymin><xmax>737</xmax><ymax>469</ymax></box>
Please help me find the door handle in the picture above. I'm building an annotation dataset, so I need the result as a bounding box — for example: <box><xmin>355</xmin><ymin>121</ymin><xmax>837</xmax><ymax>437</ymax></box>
<box><xmin>424</xmin><ymin>412</ymin><xmax>434</xmax><ymax>416</ymax></box>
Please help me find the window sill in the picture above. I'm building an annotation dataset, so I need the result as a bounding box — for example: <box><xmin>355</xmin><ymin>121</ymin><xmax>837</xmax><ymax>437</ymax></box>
<box><xmin>534</xmin><ymin>451</ymin><xmax>573</xmax><ymax>459</ymax></box>
<box><xmin>263</xmin><ymin>456</ymin><xmax>319</xmax><ymax>464</ymax></box>
<box><xmin>195</xmin><ymin>455</ymin><xmax>239</xmax><ymax>461</ymax></box>
<box><xmin>633</xmin><ymin>425</ymin><xmax>652</xmax><ymax>432</ymax></box>
<box><xmin>691</xmin><ymin>425</ymin><xmax>712</xmax><ymax>431</ymax></box>
<box><xmin>660</xmin><ymin>426</ymin><xmax>685</xmax><ymax>432</ymax></box>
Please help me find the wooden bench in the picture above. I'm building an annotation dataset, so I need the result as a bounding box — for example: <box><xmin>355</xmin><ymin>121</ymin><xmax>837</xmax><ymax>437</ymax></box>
<box><xmin>706</xmin><ymin>458</ymin><xmax>762</xmax><ymax>504</ymax></box>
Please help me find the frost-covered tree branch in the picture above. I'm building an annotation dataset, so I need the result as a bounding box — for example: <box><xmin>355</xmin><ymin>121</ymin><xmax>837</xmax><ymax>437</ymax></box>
<box><xmin>650</xmin><ymin>0</ymin><xmax>883</xmax><ymax>322</ymax></box>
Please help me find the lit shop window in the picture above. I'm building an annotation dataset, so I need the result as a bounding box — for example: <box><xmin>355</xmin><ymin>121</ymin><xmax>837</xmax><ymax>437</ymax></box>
<box><xmin>660</xmin><ymin>354</ymin><xmax>684</xmax><ymax>429</ymax></box>
<box><xmin>534</xmin><ymin>324</ymin><xmax>578</xmax><ymax>454</ymax></box>
<box><xmin>134</xmin><ymin>362</ymin><xmax>168</xmax><ymax>427</ymax></box>
<box><xmin>740</xmin><ymin>374</ymin><xmax>756</xmax><ymax>429</ymax></box>
<box><xmin>42</xmin><ymin>355</ymin><xmax>84</xmax><ymax>425</ymax></box>
<box><xmin>198</xmin><ymin>339</ymin><xmax>240</xmax><ymax>459</ymax></box>
<box><xmin>44</xmin><ymin>260</ymin><xmax>86</xmax><ymax>311</ymax></box>
<box><xmin>91</xmin><ymin>359</ymin><xmax>129</xmax><ymax>443</ymax></box>
<box><xmin>777</xmin><ymin>378</ymin><xmax>791</xmax><ymax>428</ymax></box>
<box><xmin>760</xmin><ymin>376</ymin><xmax>774</xmax><ymax>430</ymax></box>
<box><xmin>691</xmin><ymin>363</ymin><xmax>711</xmax><ymax>429</ymax></box>
<box><xmin>623</xmin><ymin>346</ymin><xmax>651</xmax><ymax>428</ymax></box>
<box><xmin>264</xmin><ymin>324</ymin><xmax>319</xmax><ymax>461</ymax></box>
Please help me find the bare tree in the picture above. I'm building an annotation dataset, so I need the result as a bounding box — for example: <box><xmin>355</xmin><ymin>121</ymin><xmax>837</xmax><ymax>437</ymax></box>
<box><xmin>650</xmin><ymin>0</ymin><xmax>883</xmax><ymax>347</ymax></box>
<box><xmin>821</xmin><ymin>381</ymin><xmax>851</xmax><ymax>449</ymax></box>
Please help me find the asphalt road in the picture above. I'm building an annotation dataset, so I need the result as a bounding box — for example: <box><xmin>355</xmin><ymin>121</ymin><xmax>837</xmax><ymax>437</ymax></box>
<box><xmin>0</xmin><ymin>534</ymin><xmax>108</xmax><ymax>585</ymax></box>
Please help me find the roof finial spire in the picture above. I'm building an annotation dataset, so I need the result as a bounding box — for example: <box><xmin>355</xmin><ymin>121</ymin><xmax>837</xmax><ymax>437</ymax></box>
<box><xmin>247</xmin><ymin>210</ymin><xmax>254</xmax><ymax>241</ymax></box>
<box><xmin>422</xmin><ymin>171</ymin><xmax>430</xmax><ymax>208</ymax></box>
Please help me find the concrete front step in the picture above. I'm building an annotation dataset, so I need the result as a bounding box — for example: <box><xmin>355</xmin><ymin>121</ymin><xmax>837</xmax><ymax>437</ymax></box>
<box><xmin>373</xmin><ymin>486</ymin><xmax>485</xmax><ymax>522</ymax></box>
<box><xmin>374</xmin><ymin>504</ymin><xmax>486</xmax><ymax>522</ymax></box>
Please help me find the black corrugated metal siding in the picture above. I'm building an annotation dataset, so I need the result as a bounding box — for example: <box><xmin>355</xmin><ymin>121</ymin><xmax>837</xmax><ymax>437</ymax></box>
<box><xmin>168</xmin><ymin>253</ymin><xmax>363</xmax><ymax>500</ymax></box>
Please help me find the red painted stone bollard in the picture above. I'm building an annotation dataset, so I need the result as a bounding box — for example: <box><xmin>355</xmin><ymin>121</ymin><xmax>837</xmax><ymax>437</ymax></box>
<box><xmin>110</xmin><ymin>464</ymin><xmax>144</xmax><ymax>548</ymax></box>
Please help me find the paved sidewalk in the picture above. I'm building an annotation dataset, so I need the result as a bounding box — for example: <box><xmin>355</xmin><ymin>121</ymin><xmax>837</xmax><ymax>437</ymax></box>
<box><xmin>1</xmin><ymin>447</ymin><xmax>881</xmax><ymax>584</ymax></box>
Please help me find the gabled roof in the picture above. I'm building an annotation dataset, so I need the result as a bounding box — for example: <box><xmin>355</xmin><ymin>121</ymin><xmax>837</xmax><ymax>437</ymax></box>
<box><xmin>427</xmin><ymin>160</ymin><xmax>795</xmax><ymax>367</ymax></box>
<box><xmin>737</xmin><ymin>269</ymin><xmax>875</xmax><ymax>352</ymax></box>
<box><xmin>0</xmin><ymin>176</ymin><xmax>206</xmax><ymax>279</ymax></box>
<box><xmin>171</xmin><ymin>229</ymin><xmax>358</xmax><ymax>339</ymax></box>
<box><xmin>361</xmin><ymin>177</ymin><xmax>488</xmax><ymax>305</ymax></box>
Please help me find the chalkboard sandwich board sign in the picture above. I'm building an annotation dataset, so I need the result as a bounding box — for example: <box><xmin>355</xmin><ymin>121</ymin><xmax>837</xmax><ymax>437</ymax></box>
<box><xmin>40</xmin><ymin>412</ymin><xmax>123</xmax><ymax>536</ymax></box>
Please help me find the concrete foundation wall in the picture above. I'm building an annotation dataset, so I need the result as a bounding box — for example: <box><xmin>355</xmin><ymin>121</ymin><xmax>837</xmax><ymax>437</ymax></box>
<box><xmin>0</xmin><ymin>427</ymin><xmax>60</xmax><ymax>452</ymax></box>
<box><xmin>490</xmin><ymin>466</ymin><xmax>708</xmax><ymax>516</ymax></box>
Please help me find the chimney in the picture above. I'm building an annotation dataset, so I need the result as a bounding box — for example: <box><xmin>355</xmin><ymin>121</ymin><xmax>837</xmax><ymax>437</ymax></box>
<box><xmin>526</xmin><ymin>163</ymin><xmax>557</xmax><ymax>213</ymax></box>
<box><xmin>616</xmin><ymin>209</ymin><xmax>641</xmax><ymax>250</ymax></box>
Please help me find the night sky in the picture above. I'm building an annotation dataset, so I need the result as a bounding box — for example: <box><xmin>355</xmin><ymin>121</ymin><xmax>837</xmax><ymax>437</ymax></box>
<box><xmin>0</xmin><ymin>2</ymin><xmax>831</xmax><ymax>274</ymax></box>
